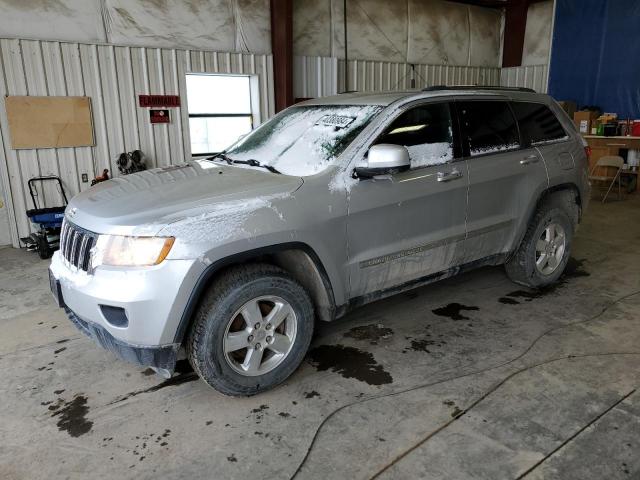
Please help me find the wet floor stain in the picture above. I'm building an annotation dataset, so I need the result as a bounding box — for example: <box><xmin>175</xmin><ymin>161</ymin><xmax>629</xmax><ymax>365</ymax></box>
<box><xmin>53</xmin><ymin>347</ymin><xmax>66</xmax><ymax>354</ymax></box>
<box><xmin>110</xmin><ymin>361</ymin><xmax>198</xmax><ymax>404</ymax></box>
<box><xmin>432</xmin><ymin>303</ymin><xmax>479</xmax><ymax>321</ymax></box>
<box><xmin>443</xmin><ymin>399</ymin><xmax>463</xmax><ymax>418</ymax></box>
<box><xmin>498</xmin><ymin>296</ymin><xmax>520</xmax><ymax>305</ymax></box>
<box><xmin>250</xmin><ymin>404</ymin><xmax>269</xmax><ymax>423</ymax></box>
<box><xmin>50</xmin><ymin>395</ymin><xmax>93</xmax><ymax>437</ymax></box>
<box><xmin>251</xmin><ymin>405</ymin><xmax>269</xmax><ymax>414</ymax></box>
<box><xmin>501</xmin><ymin>290</ymin><xmax>542</xmax><ymax>304</ymax></box>
<box><xmin>227</xmin><ymin>454</ymin><xmax>237</xmax><ymax>463</ymax></box>
<box><xmin>563</xmin><ymin>257</ymin><xmax>590</xmax><ymax>279</ymax></box>
<box><xmin>304</xmin><ymin>390</ymin><xmax>320</xmax><ymax>399</ymax></box>
<box><xmin>344</xmin><ymin>323</ymin><xmax>393</xmax><ymax>345</ymax></box>
<box><xmin>406</xmin><ymin>338</ymin><xmax>447</xmax><ymax>354</ymax></box>
<box><xmin>498</xmin><ymin>258</ymin><xmax>590</xmax><ymax>305</ymax></box>
<box><xmin>307</xmin><ymin>344</ymin><xmax>393</xmax><ymax>386</ymax></box>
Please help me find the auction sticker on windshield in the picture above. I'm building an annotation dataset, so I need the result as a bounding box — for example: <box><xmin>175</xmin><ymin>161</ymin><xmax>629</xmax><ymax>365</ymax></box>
<box><xmin>316</xmin><ymin>114</ymin><xmax>355</xmax><ymax>128</ymax></box>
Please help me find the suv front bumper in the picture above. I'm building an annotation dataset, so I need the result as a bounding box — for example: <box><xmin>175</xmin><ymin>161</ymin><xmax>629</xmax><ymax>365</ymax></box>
<box><xmin>64</xmin><ymin>306</ymin><xmax>179</xmax><ymax>370</ymax></box>
<box><xmin>49</xmin><ymin>251</ymin><xmax>203</xmax><ymax>369</ymax></box>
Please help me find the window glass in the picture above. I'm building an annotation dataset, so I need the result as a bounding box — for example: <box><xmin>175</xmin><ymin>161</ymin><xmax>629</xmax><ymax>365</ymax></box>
<box><xmin>511</xmin><ymin>102</ymin><xmax>567</xmax><ymax>146</ymax></box>
<box><xmin>227</xmin><ymin>105</ymin><xmax>382</xmax><ymax>176</ymax></box>
<box><xmin>186</xmin><ymin>74</ymin><xmax>254</xmax><ymax>155</ymax></box>
<box><xmin>458</xmin><ymin>101</ymin><xmax>520</xmax><ymax>156</ymax></box>
<box><xmin>186</xmin><ymin>75</ymin><xmax>251</xmax><ymax>114</ymax></box>
<box><xmin>375</xmin><ymin>103</ymin><xmax>454</xmax><ymax>168</ymax></box>
<box><xmin>189</xmin><ymin>117</ymin><xmax>253</xmax><ymax>155</ymax></box>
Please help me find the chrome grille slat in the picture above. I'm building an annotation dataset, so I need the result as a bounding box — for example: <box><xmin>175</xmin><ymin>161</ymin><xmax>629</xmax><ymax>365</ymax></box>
<box><xmin>59</xmin><ymin>220</ymin><xmax>98</xmax><ymax>272</ymax></box>
<box><xmin>70</xmin><ymin>230</ymin><xmax>80</xmax><ymax>266</ymax></box>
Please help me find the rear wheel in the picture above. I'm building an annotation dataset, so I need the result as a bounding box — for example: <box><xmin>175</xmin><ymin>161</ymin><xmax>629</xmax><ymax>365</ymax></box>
<box><xmin>187</xmin><ymin>263</ymin><xmax>314</xmax><ymax>396</ymax></box>
<box><xmin>505</xmin><ymin>192</ymin><xmax>577</xmax><ymax>288</ymax></box>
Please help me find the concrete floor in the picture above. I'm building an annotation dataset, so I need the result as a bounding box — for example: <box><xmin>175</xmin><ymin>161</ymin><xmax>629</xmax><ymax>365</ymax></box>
<box><xmin>1</xmin><ymin>196</ymin><xmax>640</xmax><ymax>480</ymax></box>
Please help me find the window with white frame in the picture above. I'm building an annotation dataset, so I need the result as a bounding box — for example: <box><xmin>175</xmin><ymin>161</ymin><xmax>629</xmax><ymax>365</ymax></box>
<box><xmin>186</xmin><ymin>74</ymin><xmax>254</xmax><ymax>155</ymax></box>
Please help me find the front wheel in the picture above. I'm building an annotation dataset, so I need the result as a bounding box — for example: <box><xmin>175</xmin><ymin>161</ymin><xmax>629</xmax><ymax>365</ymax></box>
<box><xmin>505</xmin><ymin>194</ymin><xmax>576</xmax><ymax>288</ymax></box>
<box><xmin>187</xmin><ymin>263</ymin><xmax>314</xmax><ymax>396</ymax></box>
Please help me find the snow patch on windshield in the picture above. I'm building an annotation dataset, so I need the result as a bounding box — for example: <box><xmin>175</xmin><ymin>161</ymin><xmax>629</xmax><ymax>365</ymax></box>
<box><xmin>229</xmin><ymin>105</ymin><xmax>381</xmax><ymax>177</ymax></box>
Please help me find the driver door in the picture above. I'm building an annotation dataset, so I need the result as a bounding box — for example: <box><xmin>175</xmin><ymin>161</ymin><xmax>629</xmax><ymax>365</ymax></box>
<box><xmin>345</xmin><ymin>101</ymin><xmax>469</xmax><ymax>299</ymax></box>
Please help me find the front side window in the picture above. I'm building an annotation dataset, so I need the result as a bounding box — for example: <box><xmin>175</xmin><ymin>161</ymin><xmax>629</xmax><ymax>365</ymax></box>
<box><xmin>511</xmin><ymin>102</ymin><xmax>567</xmax><ymax>146</ymax></box>
<box><xmin>226</xmin><ymin>104</ymin><xmax>382</xmax><ymax>176</ymax></box>
<box><xmin>186</xmin><ymin>74</ymin><xmax>254</xmax><ymax>155</ymax></box>
<box><xmin>458</xmin><ymin>101</ymin><xmax>520</xmax><ymax>157</ymax></box>
<box><xmin>375</xmin><ymin>103</ymin><xmax>454</xmax><ymax>168</ymax></box>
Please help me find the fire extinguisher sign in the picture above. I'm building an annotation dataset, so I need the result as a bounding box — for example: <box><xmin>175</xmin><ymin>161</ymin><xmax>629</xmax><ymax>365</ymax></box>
<box><xmin>150</xmin><ymin>109</ymin><xmax>170</xmax><ymax>124</ymax></box>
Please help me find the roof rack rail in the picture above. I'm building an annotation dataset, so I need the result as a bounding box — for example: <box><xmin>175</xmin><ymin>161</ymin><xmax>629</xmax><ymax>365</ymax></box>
<box><xmin>422</xmin><ymin>85</ymin><xmax>536</xmax><ymax>93</ymax></box>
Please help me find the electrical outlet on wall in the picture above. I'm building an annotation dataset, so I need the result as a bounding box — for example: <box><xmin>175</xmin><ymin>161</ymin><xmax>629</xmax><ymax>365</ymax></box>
<box><xmin>81</xmin><ymin>173</ymin><xmax>88</xmax><ymax>183</ymax></box>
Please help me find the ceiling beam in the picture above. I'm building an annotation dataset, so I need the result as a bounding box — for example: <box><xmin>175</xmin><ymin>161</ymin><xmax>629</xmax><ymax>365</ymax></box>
<box><xmin>502</xmin><ymin>0</ymin><xmax>530</xmax><ymax>67</ymax></box>
<box><xmin>270</xmin><ymin>0</ymin><xmax>294</xmax><ymax>112</ymax></box>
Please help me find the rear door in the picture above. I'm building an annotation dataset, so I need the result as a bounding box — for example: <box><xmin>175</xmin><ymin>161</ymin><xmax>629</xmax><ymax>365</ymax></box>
<box><xmin>457</xmin><ymin>99</ymin><xmax>548</xmax><ymax>264</ymax></box>
<box><xmin>511</xmin><ymin>100</ymin><xmax>580</xmax><ymax>185</ymax></box>
<box><xmin>346</xmin><ymin>101</ymin><xmax>468</xmax><ymax>299</ymax></box>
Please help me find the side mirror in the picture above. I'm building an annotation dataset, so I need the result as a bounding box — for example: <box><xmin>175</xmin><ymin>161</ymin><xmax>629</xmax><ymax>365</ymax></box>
<box><xmin>355</xmin><ymin>144</ymin><xmax>410</xmax><ymax>179</ymax></box>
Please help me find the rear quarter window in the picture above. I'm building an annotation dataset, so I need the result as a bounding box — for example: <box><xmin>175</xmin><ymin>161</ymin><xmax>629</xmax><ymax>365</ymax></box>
<box><xmin>511</xmin><ymin>102</ymin><xmax>568</xmax><ymax>147</ymax></box>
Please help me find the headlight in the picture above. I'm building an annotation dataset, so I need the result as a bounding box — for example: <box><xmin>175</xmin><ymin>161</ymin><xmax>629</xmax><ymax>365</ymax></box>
<box><xmin>91</xmin><ymin>235</ymin><xmax>175</xmax><ymax>268</ymax></box>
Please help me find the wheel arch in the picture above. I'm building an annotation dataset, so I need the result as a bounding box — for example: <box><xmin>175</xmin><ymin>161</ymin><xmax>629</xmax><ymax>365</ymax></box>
<box><xmin>510</xmin><ymin>182</ymin><xmax>582</xmax><ymax>257</ymax></box>
<box><xmin>173</xmin><ymin>242</ymin><xmax>337</xmax><ymax>345</ymax></box>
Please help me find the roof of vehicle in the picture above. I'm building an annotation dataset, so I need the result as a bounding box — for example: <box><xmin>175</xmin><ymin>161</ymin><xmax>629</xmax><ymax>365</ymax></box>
<box><xmin>299</xmin><ymin>86</ymin><xmax>546</xmax><ymax>107</ymax></box>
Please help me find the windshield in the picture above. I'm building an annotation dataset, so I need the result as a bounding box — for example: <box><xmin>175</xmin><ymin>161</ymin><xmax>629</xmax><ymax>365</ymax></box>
<box><xmin>225</xmin><ymin>104</ymin><xmax>382</xmax><ymax>176</ymax></box>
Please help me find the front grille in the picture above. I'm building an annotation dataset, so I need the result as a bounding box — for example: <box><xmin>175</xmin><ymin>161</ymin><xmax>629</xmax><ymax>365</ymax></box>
<box><xmin>59</xmin><ymin>219</ymin><xmax>98</xmax><ymax>272</ymax></box>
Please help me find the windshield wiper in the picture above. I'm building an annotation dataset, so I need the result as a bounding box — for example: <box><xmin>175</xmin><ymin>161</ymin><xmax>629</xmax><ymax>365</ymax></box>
<box><xmin>205</xmin><ymin>153</ymin><xmax>281</xmax><ymax>174</ymax></box>
<box><xmin>229</xmin><ymin>158</ymin><xmax>281</xmax><ymax>174</ymax></box>
<box><xmin>205</xmin><ymin>151</ymin><xmax>232</xmax><ymax>164</ymax></box>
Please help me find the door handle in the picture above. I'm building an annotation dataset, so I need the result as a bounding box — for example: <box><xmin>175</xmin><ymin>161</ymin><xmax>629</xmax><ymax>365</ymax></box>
<box><xmin>520</xmin><ymin>154</ymin><xmax>540</xmax><ymax>165</ymax></box>
<box><xmin>437</xmin><ymin>169</ymin><xmax>463</xmax><ymax>182</ymax></box>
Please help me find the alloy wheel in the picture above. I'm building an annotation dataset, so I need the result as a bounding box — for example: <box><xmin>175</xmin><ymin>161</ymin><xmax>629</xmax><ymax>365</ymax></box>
<box><xmin>222</xmin><ymin>295</ymin><xmax>297</xmax><ymax>376</ymax></box>
<box><xmin>535</xmin><ymin>222</ymin><xmax>566</xmax><ymax>275</ymax></box>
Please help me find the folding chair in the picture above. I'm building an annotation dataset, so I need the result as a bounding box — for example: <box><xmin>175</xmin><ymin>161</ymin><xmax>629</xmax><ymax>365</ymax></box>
<box><xmin>589</xmin><ymin>155</ymin><xmax>624</xmax><ymax>203</ymax></box>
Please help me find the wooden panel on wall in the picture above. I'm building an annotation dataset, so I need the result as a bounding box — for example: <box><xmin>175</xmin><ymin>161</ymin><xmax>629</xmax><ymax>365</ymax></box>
<box><xmin>5</xmin><ymin>96</ymin><xmax>94</xmax><ymax>149</ymax></box>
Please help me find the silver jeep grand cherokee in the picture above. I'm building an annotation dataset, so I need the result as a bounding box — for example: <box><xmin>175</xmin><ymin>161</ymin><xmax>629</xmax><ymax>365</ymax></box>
<box><xmin>49</xmin><ymin>86</ymin><xmax>590</xmax><ymax>396</ymax></box>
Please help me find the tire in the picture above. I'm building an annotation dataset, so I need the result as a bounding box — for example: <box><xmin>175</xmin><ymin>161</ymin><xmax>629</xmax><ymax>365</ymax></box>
<box><xmin>505</xmin><ymin>191</ymin><xmax>577</xmax><ymax>288</ymax></box>
<box><xmin>187</xmin><ymin>263</ymin><xmax>314</xmax><ymax>396</ymax></box>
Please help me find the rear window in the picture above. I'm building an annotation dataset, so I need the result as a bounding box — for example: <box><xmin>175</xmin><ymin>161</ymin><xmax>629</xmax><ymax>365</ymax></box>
<box><xmin>511</xmin><ymin>102</ymin><xmax>568</xmax><ymax>146</ymax></box>
<box><xmin>458</xmin><ymin>101</ymin><xmax>520</xmax><ymax>157</ymax></box>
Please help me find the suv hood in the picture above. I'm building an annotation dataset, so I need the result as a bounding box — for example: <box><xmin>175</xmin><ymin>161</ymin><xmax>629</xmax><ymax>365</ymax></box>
<box><xmin>67</xmin><ymin>160</ymin><xmax>303</xmax><ymax>235</ymax></box>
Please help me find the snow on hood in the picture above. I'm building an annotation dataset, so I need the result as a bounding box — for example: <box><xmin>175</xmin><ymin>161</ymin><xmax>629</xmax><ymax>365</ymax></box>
<box><xmin>66</xmin><ymin>160</ymin><xmax>302</xmax><ymax>236</ymax></box>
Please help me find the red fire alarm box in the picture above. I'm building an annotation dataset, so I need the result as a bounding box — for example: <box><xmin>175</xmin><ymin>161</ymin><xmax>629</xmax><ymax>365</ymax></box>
<box><xmin>150</xmin><ymin>109</ymin><xmax>170</xmax><ymax>124</ymax></box>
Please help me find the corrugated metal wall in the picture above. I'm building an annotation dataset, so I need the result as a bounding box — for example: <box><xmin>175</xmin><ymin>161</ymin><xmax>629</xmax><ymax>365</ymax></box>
<box><xmin>294</xmin><ymin>55</ymin><xmax>502</xmax><ymax>99</ymax></box>
<box><xmin>500</xmin><ymin>64</ymin><xmax>549</xmax><ymax>93</ymax></box>
<box><xmin>0</xmin><ymin>38</ymin><xmax>274</xmax><ymax>246</ymax></box>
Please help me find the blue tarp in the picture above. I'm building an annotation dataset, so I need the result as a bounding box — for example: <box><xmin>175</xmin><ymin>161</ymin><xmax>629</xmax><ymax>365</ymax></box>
<box><xmin>549</xmin><ymin>0</ymin><xmax>640</xmax><ymax>119</ymax></box>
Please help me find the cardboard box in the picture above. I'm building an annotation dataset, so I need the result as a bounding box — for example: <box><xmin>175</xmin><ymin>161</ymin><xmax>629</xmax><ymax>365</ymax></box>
<box><xmin>574</xmin><ymin>110</ymin><xmax>599</xmax><ymax>134</ymax></box>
